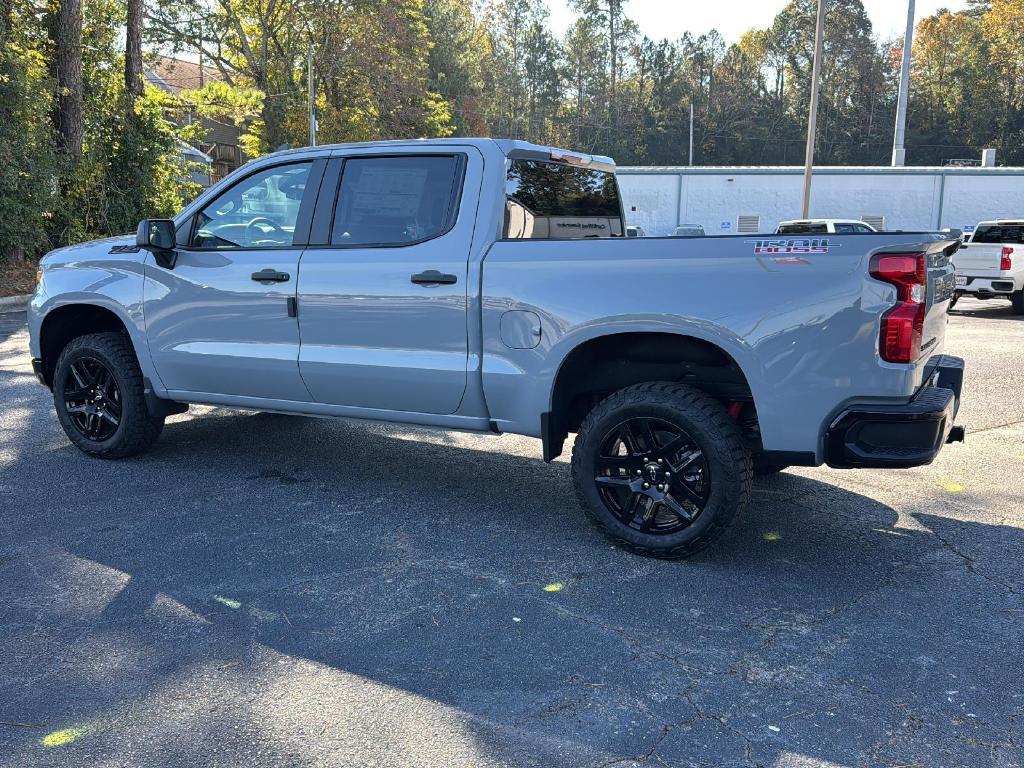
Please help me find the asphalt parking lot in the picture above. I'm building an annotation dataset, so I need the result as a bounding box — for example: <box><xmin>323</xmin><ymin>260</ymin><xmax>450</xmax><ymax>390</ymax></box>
<box><xmin>1</xmin><ymin>299</ymin><xmax>1022</xmax><ymax>768</ymax></box>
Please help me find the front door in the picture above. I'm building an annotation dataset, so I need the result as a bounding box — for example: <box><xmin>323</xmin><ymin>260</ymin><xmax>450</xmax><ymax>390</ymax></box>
<box><xmin>296</xmin><ymin>151</ymin><xmax>477</xmax><ymax>414</ymax></box>
<box><xmin>145</xmin><ymin>159</ymin><xmax>321</xmax><ymax>401</ymax></box>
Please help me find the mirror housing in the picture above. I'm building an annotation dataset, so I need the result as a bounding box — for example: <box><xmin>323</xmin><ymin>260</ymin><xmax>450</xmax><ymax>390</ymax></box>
<box><xmin>136</xmin><ymin>219</ymin><xmax>177</xmax><ymax>269</ymax></box>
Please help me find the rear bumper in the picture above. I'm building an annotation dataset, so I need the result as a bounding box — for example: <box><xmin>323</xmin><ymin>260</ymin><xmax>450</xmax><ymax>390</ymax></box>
<box><xmin>824</xmin><ymin>355</ymin><xmax>965</xmax><ymax>469</ymax></box>
<box><xmin>956</xmin><ymin>275</ymin><xmax>1019</xmax><ymax>295</ymax></box>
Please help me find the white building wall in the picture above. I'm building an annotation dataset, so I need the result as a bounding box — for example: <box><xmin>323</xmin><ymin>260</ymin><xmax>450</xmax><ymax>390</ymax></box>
<box><xmin>616</xmin><ymin>167</ymin><xmax>1024</xmax><ymax>236</ymax></box>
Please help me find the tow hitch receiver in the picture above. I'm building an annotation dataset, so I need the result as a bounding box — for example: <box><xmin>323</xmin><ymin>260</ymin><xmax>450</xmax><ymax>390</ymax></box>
<box><xmin>947</xmin><ymin>425</ymin><xmax>966</xmax><ymax>444</ymax></box>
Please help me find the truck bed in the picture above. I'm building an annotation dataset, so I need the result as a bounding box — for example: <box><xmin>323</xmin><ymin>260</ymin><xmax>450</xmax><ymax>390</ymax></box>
<box><xmin>481</xmin><ymin>232</ymin><xmax>958</xmax><ymax>462</ymax></box>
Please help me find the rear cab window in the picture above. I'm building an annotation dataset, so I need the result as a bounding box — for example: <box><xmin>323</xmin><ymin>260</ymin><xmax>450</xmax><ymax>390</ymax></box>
<box><xmin>778</xmin><ymin>223</ymin><xmax>828</xmax><ymax>234</ymax></box>
<box><xmin>971</xmin><ymin>224</ymin><xmax>1024</xmax><ymax>244</ymax></box>
<box><xmin>504</xmin><ymin>159</ymin><xmax>624</xmax><ymax>239</ymax></box>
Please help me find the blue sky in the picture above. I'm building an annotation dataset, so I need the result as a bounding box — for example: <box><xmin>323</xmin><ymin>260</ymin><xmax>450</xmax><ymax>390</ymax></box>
<box><xmin>547</xmin><ymin>0</ymin><xmax>971</xmax><ymax>44</ymax></box>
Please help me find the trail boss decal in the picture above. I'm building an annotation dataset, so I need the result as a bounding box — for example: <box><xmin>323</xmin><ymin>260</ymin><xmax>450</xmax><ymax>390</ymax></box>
<box><xmin>747</xmin><ymin>238</ymin><xmax>839</xmax><ymax>254</ymax></box>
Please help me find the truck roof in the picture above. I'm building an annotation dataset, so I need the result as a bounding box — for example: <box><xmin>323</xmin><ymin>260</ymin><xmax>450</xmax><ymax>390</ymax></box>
<box><xmin>778</xmin><ymin>218</ymin><xmax>871</xmax><ymax>226</ymax></box>
<box><xmin>250</xmin><ymin>137</ymin><xmax>617</xmax><ymax>172</ymax></box>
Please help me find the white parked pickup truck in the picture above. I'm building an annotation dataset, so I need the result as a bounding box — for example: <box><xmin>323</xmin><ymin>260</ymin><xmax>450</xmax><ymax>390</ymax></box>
<box><xmin>776</xmin><ymin>219</ymin><xmax>878</xmax><ymax>234</ymax></box>
<box><xmin>952</xmin><ymin>220</ymin><xmax>1024</xmax><ymax>313</ymax></box>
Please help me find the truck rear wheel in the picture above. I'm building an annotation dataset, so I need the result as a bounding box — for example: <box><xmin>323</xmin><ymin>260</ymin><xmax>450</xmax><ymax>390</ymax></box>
<box><xmin>571</xmin><ymin>382</ymin><xmax>752</xmax><ymax>559</ymax></box>
<box><xmin>53</xmin><ymin>332</ymin><xmax>164</xmax><ymax>458</ymax></box>
<box><xmin>1012</xmin><ymin>290</ymin><xmax>1024</xmax><ymax>315</ymax></box>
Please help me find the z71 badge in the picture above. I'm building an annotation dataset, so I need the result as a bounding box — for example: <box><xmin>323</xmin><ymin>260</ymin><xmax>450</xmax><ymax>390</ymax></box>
<box><xmin>747</xmin><ymin>238</ymin><xmax>838</xmax><ymax>254</ymax></box>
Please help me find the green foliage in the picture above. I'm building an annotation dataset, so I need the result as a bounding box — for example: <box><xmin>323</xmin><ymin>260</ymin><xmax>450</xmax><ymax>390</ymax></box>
<box><xmin>0</xmin><ymin>33</ymin><xmax>59</xmax><ymax>260</ymax></box>
<box><xmin>5</xmin><ymin>0</ymin><xmax>1023</xmax><ymax>265</ymax></box>
<box><xmin>51</xmin><ymin>79</ymin><xmax>199</xmax><ymax>245</ymax></box>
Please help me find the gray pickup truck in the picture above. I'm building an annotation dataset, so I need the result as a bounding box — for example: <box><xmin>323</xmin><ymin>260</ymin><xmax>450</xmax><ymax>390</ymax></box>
<box><xmin>28</xmin><ymin>139</ymin><xmax>965</xmax><ymax>558</ymax></box>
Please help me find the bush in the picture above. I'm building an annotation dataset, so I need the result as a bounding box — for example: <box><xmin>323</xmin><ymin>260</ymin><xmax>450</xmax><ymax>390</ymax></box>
<box><xmin>0</xmin><ymin>42</ymin><xmax>60</xmax><ymax>261</ymax></box>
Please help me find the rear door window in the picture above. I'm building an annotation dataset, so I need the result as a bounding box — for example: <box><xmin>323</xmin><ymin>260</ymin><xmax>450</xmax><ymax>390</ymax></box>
<box><xmin>331</xmin><ymin>155</ymin><xmax>462</xmax><ymax>246</ymax></box>
<box><xmin>504</xmin><ymin>159</ymin><xmax>624</xmax><ymax>239</ymax></box>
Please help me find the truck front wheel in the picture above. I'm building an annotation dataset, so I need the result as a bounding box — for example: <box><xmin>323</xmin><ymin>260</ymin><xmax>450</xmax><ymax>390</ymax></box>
<box><xmin>571</xmin><ymin>382</ymin><xmax>752</xmax><ymax>559</ymax></box>
<box><xmin>53</xmin><ymin>332</ymin><xmax>165</xmax><ymax>458</ymax></box>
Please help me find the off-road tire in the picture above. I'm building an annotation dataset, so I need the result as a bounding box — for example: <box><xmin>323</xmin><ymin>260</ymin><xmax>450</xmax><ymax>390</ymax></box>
<box><xmin>571</xmin><ymin>382</ymin><xmax>752</xmax><ymax>559</ymax></box>
<box><xmin>53</xmin><ymin>332</ymin><xmax>164</xmax><ymax>458</ymax></box>
<box><xmin>1011</xmin><ymin>290</ymin><xmax>1024</xmax><ymax>315</ymax></box>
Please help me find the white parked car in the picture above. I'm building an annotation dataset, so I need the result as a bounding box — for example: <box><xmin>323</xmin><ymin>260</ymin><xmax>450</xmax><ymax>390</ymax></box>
<box><xmin>776</xmin><ymin>219</ymin><xmax>877</xmax><ymax>234</ymax></box>
<box><xmin>952</xmin><ymin>220</ymin><xmax>1024</xmax><ymax>313</ymax></box>
<box><xmin>625</xmin><ymin>225</ymin><xmax>646</xmax><ymax>238</ymax></box>
<box><xmin>672</xmin><ymin>224</ymin><xmax>705</xmax><ymax>237</ymax></box>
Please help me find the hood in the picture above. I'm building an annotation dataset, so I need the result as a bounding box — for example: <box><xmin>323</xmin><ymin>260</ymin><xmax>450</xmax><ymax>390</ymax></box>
<box><xmin>41</xmin><ymin>234</ymin><xmax>137</xmax><ymax>265</ymax></box>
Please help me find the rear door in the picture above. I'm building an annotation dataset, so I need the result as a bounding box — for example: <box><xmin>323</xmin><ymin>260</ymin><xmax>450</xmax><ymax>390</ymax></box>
<box><xmin>296</xmin><ymin>149</ymin><xmax>480</xmax><ymax>414</ymax></box>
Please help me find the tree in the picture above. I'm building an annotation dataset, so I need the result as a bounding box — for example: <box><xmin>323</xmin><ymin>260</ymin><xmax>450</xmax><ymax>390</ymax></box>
<box><xmin>906</xmin><ymin>9</ymin><xmax>992</xmax><ymax>164</ymax></box>
<box><xmin>423</xmin><ymin>0</ymin><xmax>488</xmax><ymax>134</ymax></box>
<box><xmin>981</xmin><ymin>0</ymin><xmax>1024</xmax><ymax>162</ymax></box>
<box><xmin>523</xmin><ymin>20</ymin><xmax>563</xmax><ymax>143</ymax></box>
<box><xmin>125</xmin><ymin>0</ymin><xmax>144</xmax><ymax>120</ymax></box>
<box><xmin>0</xmin><ymin>0</ymin><xmax>59</xmax><ymax>260</ymax></box>
<box><xmin>52</xmin><ymin>0</ymin><xmax>84</xmax><ymax>161</ymax></box>
<box><xmin>146</xmin><ymin>0</ymin><xmax>306</xmax><ymax>151</ymax></box>
<box><xmin>562</xmin><ymin>17</ymin><xmax>606</xmax><ymax>150</ymax></box>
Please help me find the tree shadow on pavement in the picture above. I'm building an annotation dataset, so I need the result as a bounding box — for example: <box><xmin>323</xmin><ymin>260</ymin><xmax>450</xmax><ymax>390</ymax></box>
<box><xmin>2</xmin><ymin>406</ymin><xmax>1023</xmax><ymax>768</ymax></box>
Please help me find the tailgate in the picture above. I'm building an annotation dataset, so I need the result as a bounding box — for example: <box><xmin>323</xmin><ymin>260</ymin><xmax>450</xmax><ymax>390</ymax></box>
<box><xmin>922</xmin><ymin>240</ymin><xmax>957</xmax><ymax>358</ymax></box>
<box><xmin>953</xmin><ymin>242</ymin><xmax>1003</xmax><ymax>273</ymax></box>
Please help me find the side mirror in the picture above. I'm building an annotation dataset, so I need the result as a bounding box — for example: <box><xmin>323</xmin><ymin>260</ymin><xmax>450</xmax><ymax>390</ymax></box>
<box><xmin>136</xmin><ymin>219</ymin><xmax>177</xmax><ymax>269</ymax></box>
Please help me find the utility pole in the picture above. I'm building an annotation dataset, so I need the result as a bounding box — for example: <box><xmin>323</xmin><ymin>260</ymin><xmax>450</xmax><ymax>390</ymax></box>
<box><xmin>688</xmin><ymin>103</ymin><xmax>694</xmax><ymax>166</ymax></box>
<box><xmin>801</xmin><ymin>0</ymin><xmax>826</xmax><ymax>219</ymax></box>
<box><xmin>307</xmin><ymin>42</ymin><xmax>316</xmax><ymax>147</ymax></box>
<box><xmin>891</xmin><ymin>0</ymin><xmax>915</xmax><ymax>166</ymax></box>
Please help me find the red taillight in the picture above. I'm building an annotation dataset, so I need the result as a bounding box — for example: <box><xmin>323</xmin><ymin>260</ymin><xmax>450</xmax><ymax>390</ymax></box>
<box><xmin>1001</xmin><ymin>246</ymin><xmax>1014</xmax><ymax>271</ymax></box>
<box><xmin>870</xmin><ymin>252</ymin><xmax>927</xmax><ymax>364</ymax></box>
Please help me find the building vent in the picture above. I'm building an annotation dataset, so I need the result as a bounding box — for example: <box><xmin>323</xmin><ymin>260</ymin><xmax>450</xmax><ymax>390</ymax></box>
<box><xmin>737</xmin><ymin>214</ymin><xmax>760</xmax><ymax>234</ymax></box>
<box><xmin>862</xmin><ymin>215</ymin><xmax>886</xmax><ymax>231</ymax></box>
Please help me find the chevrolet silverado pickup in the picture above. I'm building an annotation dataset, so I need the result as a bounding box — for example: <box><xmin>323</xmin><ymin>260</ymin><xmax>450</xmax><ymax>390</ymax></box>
<box><xmin>28</xmin><ymin>139</ymin><xmax>966</xmax><ymax>558</ymax></box>
<box><xmin>951</xmin><ymin>219</ymin><xmax>1024</xmax><ymax>313</ymax></box>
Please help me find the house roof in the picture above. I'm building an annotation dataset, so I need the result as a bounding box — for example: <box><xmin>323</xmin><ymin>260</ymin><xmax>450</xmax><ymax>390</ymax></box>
<box><xmin>145</xmin><ymin>54</ymin><xmax>224</xmax><ymax>95</ymax></box>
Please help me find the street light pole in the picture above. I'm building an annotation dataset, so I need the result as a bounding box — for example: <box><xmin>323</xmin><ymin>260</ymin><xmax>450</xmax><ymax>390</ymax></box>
<box><xmin>891</xmin><ymin>0</ymin><xmax>915</xmax><ymax>166</ymax></box>
<box><xmin>801</xmin><ymin>0</ymin><xmax>826</xmax><ymax>219</ymax></box>
<box><xmin>307</xmin><ymin>42</ymin><xmax>316</xmax><ymax>147</ymax></box>
<box><xmin>688</xmin><ymin>103</ymin><xmax>694</xmax><ymax>166</ymax></box>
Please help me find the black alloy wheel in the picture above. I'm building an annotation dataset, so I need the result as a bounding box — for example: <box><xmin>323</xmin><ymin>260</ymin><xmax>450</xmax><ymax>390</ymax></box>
<box><xmin>571</xmin><ymin>382</ymin><xmax>751</xmax><ymax>559</ymax></box>
<box><xmin>594</xmin><ymin>417</ymin><xmax>710</xmax><ymax>535</ymax></box>
<box><xmin>62</xmin><ymin>356</ymin><xmax>123</xmax><ymax>441</ymax></box>
<box><xmin>53</xmin><ymin>332</ymin><xmax>165</xmax><ymax>458</ymax></box>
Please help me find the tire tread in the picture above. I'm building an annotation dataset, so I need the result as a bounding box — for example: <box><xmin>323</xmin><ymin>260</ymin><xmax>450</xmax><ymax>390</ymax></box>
<box><xmin>570</xmin><ymin>381</ymin><xmax>752</xmax><ymax>558</ymax></box>
<box><xmin>54</xmin><ymin>332</ymin><xmax>164</xmax><ymax>458</ymax></box>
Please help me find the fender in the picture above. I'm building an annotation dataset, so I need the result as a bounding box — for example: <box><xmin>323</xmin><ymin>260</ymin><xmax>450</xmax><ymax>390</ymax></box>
<box><xmin>31</xmin><ymin>253</ymin><xmax>168</xmax><ymax>398</ymax></box>
<box><xmin>543</xmin><ymin>314</ymin><xmax>763</xmax><ymax>407</ymax></box>
<box><xmin>536</xmin><ymin>316</ymin><xmax>766</xmax><ymax>461</ymax></box>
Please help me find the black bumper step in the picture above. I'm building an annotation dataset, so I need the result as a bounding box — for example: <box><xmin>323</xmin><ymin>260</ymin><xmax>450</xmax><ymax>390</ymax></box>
<box><xmin>825</xmin><ymin>355</ymin><xmax>964</xmax><ymax>469</ymax></box>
